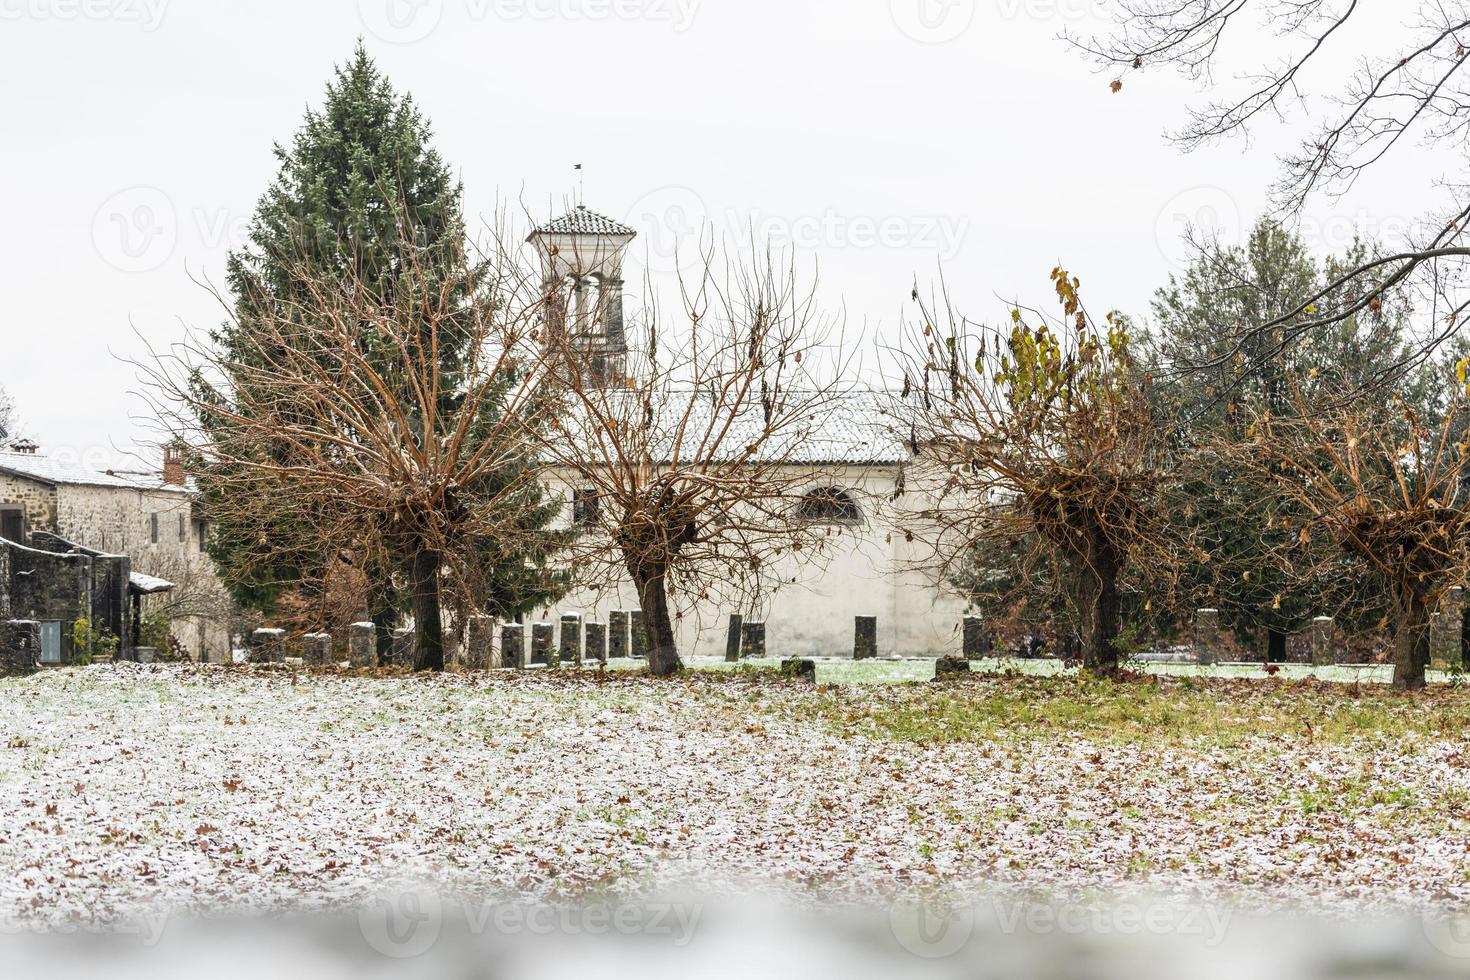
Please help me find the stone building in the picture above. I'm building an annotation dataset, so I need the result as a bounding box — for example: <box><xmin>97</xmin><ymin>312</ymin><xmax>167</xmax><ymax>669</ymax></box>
<box><xmin>0</xmin><ymin>442</ymin><xmax>230</xmax><ymax>663</ymax></box>
<box><xmin>529</xmin><ymin>206</ymin><xmax>970</xmax><ymax>658</ymax></box>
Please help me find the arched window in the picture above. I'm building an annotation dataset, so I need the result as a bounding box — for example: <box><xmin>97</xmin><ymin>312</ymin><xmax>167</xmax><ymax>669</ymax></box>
<box><xmin>797</xmin><ymin>487</ymin><xmax>862</xmax><ymax>524</ymax></box>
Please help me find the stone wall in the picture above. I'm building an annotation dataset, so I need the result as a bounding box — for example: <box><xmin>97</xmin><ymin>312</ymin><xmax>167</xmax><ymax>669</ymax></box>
<box><xmin>0</xmin><ymin>473</ymin><xmax>56</xmax><ymax>541</ymax></box>
<box><xmin>0</xmin><ymin>536</ymin><xmax>92</xmax><ymax>662</ymax></box>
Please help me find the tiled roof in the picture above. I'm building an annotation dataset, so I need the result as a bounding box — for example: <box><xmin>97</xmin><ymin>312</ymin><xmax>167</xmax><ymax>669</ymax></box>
<box><xmin>534</xmin><ymin>205</ymin><xmax>637</xmax><ymax>238</ymax></box>
<box><xmin>0</xmin><ymin>452</ymin><xmax>191</xmax><ymax>494</ymax></box>
<box><xmin>577</xmin><ymin>389</ymin><xmax>906</xmax><ymax>466</ymax></box>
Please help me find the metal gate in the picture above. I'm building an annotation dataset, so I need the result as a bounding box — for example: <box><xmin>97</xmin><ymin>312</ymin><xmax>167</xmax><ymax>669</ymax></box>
<box><xmin>39</xmin><ymin>621</ymin><xmax>62</xmax><ymax>665</ymax></box>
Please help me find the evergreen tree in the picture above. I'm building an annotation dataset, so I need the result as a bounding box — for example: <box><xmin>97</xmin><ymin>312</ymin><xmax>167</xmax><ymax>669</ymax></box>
<box><xmin>1148</xmin><ymin>219</ymin><xmax>1433</xmax><ymax>655</ymax></box>
<box><xmin>199</xmin><ymin>43</ymin><xmax>567</xmax><ymax>663</ymax></box>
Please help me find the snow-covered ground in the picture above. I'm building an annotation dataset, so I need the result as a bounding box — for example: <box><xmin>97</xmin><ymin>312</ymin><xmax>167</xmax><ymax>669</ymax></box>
<box><xmin>2</xmin><ymin>662</ymin><xmax>1469</xmax><ymax>932</ymax></box>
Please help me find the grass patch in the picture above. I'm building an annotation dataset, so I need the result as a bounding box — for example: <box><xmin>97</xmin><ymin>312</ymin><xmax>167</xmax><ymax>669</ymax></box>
<box><xmin>774</xmin><ymin>673</ymin><xmax>1470</xmax><ymax>746</ymax></box>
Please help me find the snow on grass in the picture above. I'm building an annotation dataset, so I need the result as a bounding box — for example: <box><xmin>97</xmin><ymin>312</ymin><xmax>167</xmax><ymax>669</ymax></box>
<box><xmin>1</xmin><ymin>663</ymin><xmax>1469</xmax><ymax>928</ymax></box>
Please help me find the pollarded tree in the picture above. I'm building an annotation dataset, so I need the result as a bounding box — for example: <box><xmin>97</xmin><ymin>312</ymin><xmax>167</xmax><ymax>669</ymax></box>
<box><xmin>892</xmin><ymin>268</ymin><xmax>1182</xmax><ymax>676</ymax></box>
<box><xmin>1241</xmin><ymin>383</ymin><xmax>1470</xmax><ymax>689</ymax></box>
<box><xmin>146</xmin><ymin>222</ymin><xmax>556</xmax><ymax>671</ymax></box>
<box><xmin>207</xmin><ymin>43</ymin><xmax>567</xmax><ymax>641</ymax></box>
<box><xmin>535</xmin><ymin>250</ymin><xmax>851</xmax><ymax>676</ymax></box>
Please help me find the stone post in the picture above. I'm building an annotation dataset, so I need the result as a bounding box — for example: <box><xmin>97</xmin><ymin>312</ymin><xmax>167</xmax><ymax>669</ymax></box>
<box><xmin>1</xmin><ymin>620</ymin><xmax>40</xmax><ymax>676</ymax></box>
<box><xmin>464</xmin><ymin>615</ymin><xmax>494</xmax><ymax>671</ymax></box>
<box><xmin>531</xmin><ymin>622</ymin><xmax>554</xmax><ymax>666</ymax></box>
<box><xmin>724</xmin><ymin>614</ymin><xmax>744</xmax><ymax>663</ymax></box>
<box><xmin>249</xmin><ymin>628</ymin><xmax>285</xmax><ymax>665</ymax></box>
<box><xmin>391</xmin><ymin>627</ymin><xmax>417</xmax><ymax>669</ymax></box>
<box><xmin>500</xmin><ymin>623</ymin><xmax>526</xmax><ymax>669</ymax></box>
<box><xmin>962</xmin><ymin>616</ymin><xmax>988</xmax><ymax>660</ymax></box>
<box><xmin>854</xmin><ymin>615</ymin><xmax>877</xmax><ymax>660</ymax></box>
<box><xmin>559</xmin><ymin>614</ymin><xmax>583</xmax><ymax>667</ymax></box>
<box><xmin>1194</xmin><ymin>609</ymin><xmax>1221</xmax><ymax>667</ymax></box>
<box><xmin>608</xmin><ymin>610</ymin><xmax>630</xmax><ymax>660</ymax></box>
<box><xmin>740</xmin><ymin>621</ymin><xmax>767</xmax><ymax>659</ymax></box>
<box><xmin>585</xmin><ymin>622</ymin><xmax>608</xmax><ymax>664</ymax></box>
<box><xmin>302</xmin><ymin>632</ymin><xmax>331</xmax><ymax>667</ymax></box>
<box><xmin>629</xmin><ymin>610</ymin><xmax>648</xmax><ymax>659</ymax></box>
<box><xmin>348</xmin><ymin>622</ymin><xmax>375</xmax><ymax>668</ymax></box>
<box><xmin>1310</xmin><ymin>616</ymin><xmax>1335</xmax><ymax>668</ymax></box>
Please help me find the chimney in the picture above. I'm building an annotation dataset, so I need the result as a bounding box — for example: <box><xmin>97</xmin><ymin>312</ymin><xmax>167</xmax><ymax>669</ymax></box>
<box><xmin>9</xmin><ymin>439</ymin><xmax>38</xmax><ymax>455</ymax></box>
<box><xmin>162</xmin><ymin>444</ymin><xmax>186</xmax><ymax>487</ymax></box>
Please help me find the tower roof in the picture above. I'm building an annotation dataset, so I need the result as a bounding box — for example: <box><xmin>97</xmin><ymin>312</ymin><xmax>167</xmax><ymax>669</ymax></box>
<box><xmin>533</xmin><ymin>204</ymin><xmax>637</xmax><ymax>238</ymax></box>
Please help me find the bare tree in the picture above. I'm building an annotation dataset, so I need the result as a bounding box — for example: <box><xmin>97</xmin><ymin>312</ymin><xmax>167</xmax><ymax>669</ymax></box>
<box><xmin>1238</xmin><ymin>378</ymin><xmax>1470</xmax><ymax>689</ymax></box>
<box><xmin>1072</xmin><ymin>1</ymin><xmax>1470</xmax><ymax>392</ymax></box>
<box><xmin>890</xmin><ymin>268</ymin><xmax>1181</xmax><ymax>676</ymax></box>
<box><xmin>0</xmin><ymin>385</ymin><xmax>18</xmax><ymax>442</ymax></box>
<box><xmin>535</xmin><ymin>248</ymin><xmax>850</xmax><ymax>676</ymax></box>
<box><xmin>139</xmin><ymin>227</ymin><xmax>555</xmax><ymax>671</ymax></box>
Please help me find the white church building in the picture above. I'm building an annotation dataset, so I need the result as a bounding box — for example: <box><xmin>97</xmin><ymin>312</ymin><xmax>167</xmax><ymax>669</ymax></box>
<box><xmin>528</xmin><ymin>205</ymin><xmax>970</xmax><ymax>658</ymax></box>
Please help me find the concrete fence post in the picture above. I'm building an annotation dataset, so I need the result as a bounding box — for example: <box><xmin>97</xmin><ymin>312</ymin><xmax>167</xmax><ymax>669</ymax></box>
<box><xmin>302</xmin><ymin>632</ymin><xmax>331</xmax><ymax>667</ymax></box>
<box><xmin>962</xmin><ymin>616</ymin><xmax>988</xmax><ymax>660</ymax></box>
<box><xmin>464</xmin><ymin>615</ymin><xmax>494</xmax><ymax>671</ymax></box>
<box><xmin>249</xmin><ymin>628</ymin><xmax>285</xmax><ymax>665</ymax></box>
<box><xmin>853</xmin><ymin>616</ymin><xmax>877</xmax><ymax>660</ymax></box>
<box><xmin>559</xmin><ymin>614</ymin><xmax>583</xmax><ymax>668</ymax></box>
<box><xmin>629</xmin><ymin>610</ymin><xmax>648</xmax><ymax>659</ymax></box>
<box><xmin>500</xmin><ymin>623</ymin><xmax>526</xmax><ymax>669</ymax></box>
<box><xmin>585</xmin><ymin>622</ymin><xmax>608</xmax><ymax>664</ymax></box>
<box><xmin>1311</xmin><ymin>616</ymin><xmax>1335</xmax><ymax>667</ymax></box>
<box><xmin>348</xmin><ymin>622</ymin><xmax>375</xmax><ymax>669</ymax></box>
<box><xmin>740</xmin><ymin>621</ymin><xmax>766</xmax><ymax>659</ymax></box>
<box><xmin>532</xmin><ymin>622</ymin><xmax>555</xmax><ymax>667</ymax></box>
<box><xmin>1194</xmin><ymin>609</ymin><xmax>1221</xmax><ymax>667</ymax></box>
<box><xmin>608</xmin><ymin>611</ymin><xmax>630</xmax><ymax>660</ymax></box>
<box><xmin>391</xmin><ymin>627</ymin><xmax>416</xmax><ymax>669</ymax></box>
<box><xmin>724</xmin><ymin>614</ymin><xmax>744</xmax><ymax>663</ymax></box>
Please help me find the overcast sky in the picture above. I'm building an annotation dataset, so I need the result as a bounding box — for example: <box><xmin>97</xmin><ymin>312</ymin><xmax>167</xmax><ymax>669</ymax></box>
<box><xmin>0</xmin><ymin>0</ymin><xmax>1441</xmax><ymax>467</ymax></box>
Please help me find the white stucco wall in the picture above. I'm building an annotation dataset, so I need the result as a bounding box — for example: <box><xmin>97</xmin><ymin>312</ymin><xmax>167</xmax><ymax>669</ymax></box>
<box><xmin>539</xmin><ymin>463</ymin><xmax>970</xmax><ymax>658</ymax></box>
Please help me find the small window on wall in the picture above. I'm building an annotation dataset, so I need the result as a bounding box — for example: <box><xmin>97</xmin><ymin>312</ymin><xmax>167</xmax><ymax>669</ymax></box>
<box><xmin>572</xmin><ymin>488</ymin><xmax>600</xmax><ymax>526</ymax></box>
<box><xmin>196</xmin><ymin>519</ymin><xmax>208</xmax><ymax>553</ymax></box>
<box><xmin>149</xmin><ymin>513</ymin><xmax>158</xmax><ymax>544</ymax></box>
<box><xmin>796</xmin><ymin>487</ymin><xmax>863</xmax><ymax>524</ymax></box>
<box><xmin>0</xmin><ymin>506</ymin><xmax>23</xmax><ymax>543</ymax></box>
<box><xmin>178</xmin><ymin>514</ymin><xmax>186</xmax><ymax>543</ymax></box>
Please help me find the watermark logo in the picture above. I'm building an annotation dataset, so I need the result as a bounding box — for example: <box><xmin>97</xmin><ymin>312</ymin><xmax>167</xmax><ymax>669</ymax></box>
<box><xmin>358</xmin><ymin>881</ymin><xmax>444</xmax><ymax>958</ymax></box>
<box><xmin>889</xmin><ymin>891</ymin><xmax>975</xmax><ymax>958</ymax></box>
<box><xmin>358</xmin><ymin>0</ymin><xmax>445</xmax><ymax>44</ymax></box>
<box><xmin>92</xmin><ymin>186</ymin><xmax>177</xmax><ymax>273</ymax></box>
<box><xmin>1423</xmin><ymin>910</ymin><xmax>1470</xmax><ymax>959</ymax></box>
<box><xmin>625</xmin><ymin>185</ymin><xmax>711</xmax><ymax>275</ymax></box>
<box><xmin>1154</xmin><ymin>185</ymin><xmax>1244</xmax><ymax>270</ymax></box>
<box><xmin>889</xmin><ymin>0</ymin><xmax>976</xmax><ymax>44</ymax></box>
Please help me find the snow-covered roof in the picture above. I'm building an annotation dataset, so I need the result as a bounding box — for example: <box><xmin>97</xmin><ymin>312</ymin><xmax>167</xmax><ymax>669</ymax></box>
<box><xmin>128</xmin><ymin>571</ymin><xmax>176</xmax><ymax>595</ymax></box>
<box><xmin>581</xmin><ymin>389</ymin><xmax>906</xmax><ymax>466</ymax></box>
<box><xmin>0</xmin><ymin>451</ymin><xmax>192</xmax><ymax>494</ymax></box>
<box><xmin>533</xmin><ymin>205</ymin><xmax>637</xmax><ymax>238</ymax></box>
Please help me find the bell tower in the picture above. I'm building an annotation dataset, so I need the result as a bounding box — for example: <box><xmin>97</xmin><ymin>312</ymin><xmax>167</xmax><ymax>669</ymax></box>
<box><xmin>528</xmin><ymin>204</ymin><xmax>637</xmax><ymax>382</ymax></box>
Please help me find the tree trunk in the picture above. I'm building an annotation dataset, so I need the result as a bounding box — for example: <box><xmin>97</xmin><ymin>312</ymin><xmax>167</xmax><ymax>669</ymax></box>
<box><xmin>409</xmin><ymin>547</ymin><xmax>445</xmax><ymax>672</ymax></box>
<box><xmin>1076</xmin><ymin>547</ymin><xmax>1121</xmax><ymax>677</ymax></box>
<box><xmin>1393</xmin><ymin>588</ymin><xmax>1430</xmax><ymax>691</ymax></box>
<box><xmin>630</xmin><ymin>562</ymin><xmax>682</xmax><ymax>676</ymax></box>
<box><xmin>1266</xmin><ymin>627</ymin><xmax>1288</xmax><ymax>664</ymax></box>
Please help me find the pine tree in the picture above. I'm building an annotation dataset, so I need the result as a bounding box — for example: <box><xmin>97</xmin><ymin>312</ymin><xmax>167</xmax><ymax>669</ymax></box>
<box><xmin>200</xmin><ymin>43</ymin><xmax>567</xmax><ymax>664</ymax></box>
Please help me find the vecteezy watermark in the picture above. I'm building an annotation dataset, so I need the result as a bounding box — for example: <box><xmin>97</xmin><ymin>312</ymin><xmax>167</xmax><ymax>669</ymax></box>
<box><xmin>0</xmin><ymin>0</ymin><xmax>169</xmax><ymax>30</ymax></box>
<box><xmin>0</xmin><ymin>912</ymin><xmax>170</xmax><ymax>946</ymax></box>
<box><xmin>624</xmin><ymin>187</ymin><xmax>971</xmax><ymax>275</ymax></box>
<box><xmin>358</xmin><ymin>0</ymin><xmax>699</xmax><ymax>44</ymax></box>
<box><xmin>890</xmin><ymin>893</ymin><xmax>1232</xmax><ymax>958</ymax></box>
<box><xmin>889</xmin><ymin>0</ymin><xmax>976</xmax><ymax>44</ymax></box>
<box><xmin>93</xmin><ymin>186</ymin><xmax>178</xmax><ymax>274</ymax></box>
<box><xmin>357</xmin><ymin>883</ymin><xmax>704</xmax><ymax>958</ymax></box>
